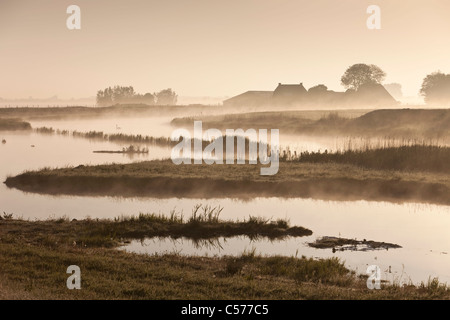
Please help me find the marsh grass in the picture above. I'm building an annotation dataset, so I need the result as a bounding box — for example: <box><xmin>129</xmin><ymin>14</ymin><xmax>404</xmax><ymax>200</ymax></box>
<box><xmin>172</xmin><ymin>109</ymin><xmax>450</xmax><ymax>139</ymax></box>
<box><xmin>6</xmin><ymin>155</ymin><xmax>450</xmax><ymax>205</ymax></box>
<box><xmin>420</xmin><ymin>277</ymin><xmax>449</xmax><ymax>296</ymax></box>
<box><xmin>35</xmin><ymin>128</ymin><xmax>262</xmax><ymax>156</ymax></box>
<box><xmin>93</xmin><ymin>145</ymin><xmax>149</xmax><ymax>154</ymax></box>
<box><xmin>2</xmin><ymin>239</ymin><xmax>448</xmax><ymax>299</ymax></box>
<box><xmin>289</xmin><ymin>144</ymin><xmax>450</xmax><ymax>173</ymax></box>
<box><xmin>0</xmin><ymin>212</ymin><xmax>449</xmax><ymax>299</ymax></box>
<box><xmin>0</xmin><ymin>205</ymin><xmax>312</xmax><ymax>249</ymax></box>
<box><xmin>188</xmin><ymin>204</ymin><xmax>223</xmax><ymax>224</ymax></box>
<box><xmin>35</xmin><ymin>126</ymin><xmax>55</xmax><ymax>134</ymax></box>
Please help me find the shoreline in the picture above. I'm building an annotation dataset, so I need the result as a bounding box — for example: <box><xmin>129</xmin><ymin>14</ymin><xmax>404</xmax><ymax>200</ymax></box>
<box><xmin>0</xmin><ymin>217</ymin><xmax>447</xmax><ymax>299</ymax></box>
<box><xmin>4</xmin><ymin>160</ymin><xmax>450</xmax><ymax>205</ymax></box>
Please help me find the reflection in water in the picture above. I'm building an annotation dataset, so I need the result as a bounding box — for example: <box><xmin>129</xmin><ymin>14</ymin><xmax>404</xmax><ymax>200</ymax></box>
<box><xmin>1</xmin><ymin>118</ymin><xmax>450</xmax><ymax>287</ymax></box>
<box><xmin>121</xmin><ymin>234</ymin><xmax>450</xmax><ymax>286</ymax></box>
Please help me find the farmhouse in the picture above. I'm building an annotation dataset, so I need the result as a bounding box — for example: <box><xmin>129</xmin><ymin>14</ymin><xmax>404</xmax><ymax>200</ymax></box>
<box><xmin>223</xmin><ymin>82</ymin><xmax>397</xmax><ymax>108</ymax></box>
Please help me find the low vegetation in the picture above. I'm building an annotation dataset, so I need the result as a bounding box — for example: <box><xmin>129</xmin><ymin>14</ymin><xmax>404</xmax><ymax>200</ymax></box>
<box><xmin>172</xmin><ymin>109</ymin><xmax>450</xmax><ymax>139</ymax></box>
<box><xmin>93</xmin><ymin>145</ymin><xmax>149</xmax><ymax>154</ymax></box>
<box><xmin>0</xmin><ymin>118</ymin><xmax>32</xmax><ymax>131</ymax></box>
<box><xmin>0</xmin><ymin>105</ymin><xmax>221</xmax><ymax>120</ymax></box>
<box><xmin>0</xmin><ymin>206</ymin><xmax>312</xmax><ymax>248</ymax></box>
<box><xmin>308</xmin><ymin>236</ymin><xmax>402</xmax><ymax>252</ymax></box>
<box><xmin>289</xmin><ymin>145</ymin><xmax>450</xmax><ymax>174</ymax></box>
<box><xmin>5</xmin><ymin>145</ymin><xmax>450</xmax><ymax>204</ymax></box>
<box><xmin>0</xmin><ymin>214</ymin><xmax>448</xmax><ymax>299</ymax></box>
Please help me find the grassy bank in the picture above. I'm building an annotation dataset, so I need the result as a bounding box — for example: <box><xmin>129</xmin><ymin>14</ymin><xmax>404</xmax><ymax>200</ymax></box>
<box><xmin>172</xmin><ymin>109</ymin><xmax>450</xmax><ymax>139</ymax></box>
<box><xmin>293</xmin><ymin>145</ymin><xmax>450</xmax><ymax>174</ymax></box>
<box><xmin>0</xmin><ymin>118</ymin><xmax>32</xmax><ymax>131</ymax></box>
<box><xmin>4</xmin><ymin>146</ymin><xmax>450</xmax><ymax>204</ymax></box>
<box><xmin>0</xmin><ymin>217</ymin><xmax>448</xmax><ymax>299</ymax></box>
<box><xmin>0</xmin><ymin>206</ymin><xmax>312</xmax><ymax>248</ymax></box>
<box><xmin>0</xmin><ymin>104</ymin><xmax>221</xmax><ymax>121</ymax></box>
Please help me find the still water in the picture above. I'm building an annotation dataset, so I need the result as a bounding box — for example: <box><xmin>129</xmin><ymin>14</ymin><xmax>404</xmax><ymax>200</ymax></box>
<box><xmin>1</xmin><ymin>117</ymin><xmax>449</xmax><ymax>285</ymax></box>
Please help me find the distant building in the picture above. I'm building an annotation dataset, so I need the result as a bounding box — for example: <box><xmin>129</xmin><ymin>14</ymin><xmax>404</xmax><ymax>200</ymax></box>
<box><xmin>350</xmin><ymin>83</ymin><xmax>398</xmax><ymax>106</ymax></box>
<box><xmin>223</xmin><ymin>82</ymin><xmax>397</xmax><ymax>108</ymax></box>
<box><xmin>223</xmin><ymin>91</ymin><xmax>272</xmax><ymax>108</ymax></box>
<box><xmin>272</xmin><ymin>83</ymin><xmax>308</xmax><ymax>106</ymax></box>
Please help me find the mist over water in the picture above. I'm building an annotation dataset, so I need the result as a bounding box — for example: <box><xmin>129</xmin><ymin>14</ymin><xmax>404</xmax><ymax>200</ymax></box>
<box><xmin>1</xmin><ymin>115</ymin><xmax>449</xmax><ymax>285</ymax></box>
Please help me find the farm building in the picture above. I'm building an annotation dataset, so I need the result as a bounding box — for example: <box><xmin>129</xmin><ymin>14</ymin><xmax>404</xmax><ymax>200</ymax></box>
<box><xmin>223</xmin><ymin>82</ymin><xmax>397</xmax><ymax>108</ymax></box>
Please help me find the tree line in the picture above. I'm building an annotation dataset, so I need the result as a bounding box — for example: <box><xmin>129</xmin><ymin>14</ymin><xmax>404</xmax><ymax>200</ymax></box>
<box><xmin>96</xmin><ymin>86</ymin><xmax>177</xmax><ymax>107</ymax></box>
<box><xmin>316</xmin><ymin>63</ymin><xmax>450</xmax><ymax>105</ymax></box>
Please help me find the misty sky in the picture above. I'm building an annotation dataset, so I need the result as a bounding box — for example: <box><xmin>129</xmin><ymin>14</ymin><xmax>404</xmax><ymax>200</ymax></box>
<box><xmin>1</xmin><ymin>0</ymin><xmax>449</xmax><ymax>100</ymax></box>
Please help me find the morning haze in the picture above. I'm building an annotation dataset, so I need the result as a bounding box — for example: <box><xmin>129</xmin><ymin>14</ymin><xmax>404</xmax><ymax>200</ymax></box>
<box><xmin>1</xmin><ymin>0</ymin><xmax>450</xmax><ymax>301</ymax></box>
<box><xmin>0</xmin><ymin>0</ymin><xmax>449</xmax><ymax>100</ymax></box>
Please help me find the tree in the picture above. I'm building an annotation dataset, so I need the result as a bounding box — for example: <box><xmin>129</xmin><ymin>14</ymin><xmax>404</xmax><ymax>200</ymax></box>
<box><xmin>112</xmin><ymin>86</ymin><xmax>135</xmax><ymax>104</ymax></box>
<box><xmin>96</xmin><ymin>86</ymin><xmax>173</xmax><ymax>106</ymax></box>
<box><xmin>133</xmin><ymin>93</ymin><xmax>155</xmax><ymax>105</ymax></box>
<box><xmin>341</xmin><ymin>64</ymin><xmax>386</xmax><ymax>91</ymax></box>
<box><xmin>96</xmin><ymin>86</ymin><xmax>137</xmax><ymax>106</ymax></box>
<box><xmin>96</xmin><ymin>87</ymin><xmax>113</xmax><ymax>107</ymax></box>
<box><xmin>420</xmin><ymin>71</ymin><xmax>450</xmax><ymax>105</ymax></box>
<box><xmin>141</xmin><ymin>93</ymin><xmax>155</xmax><ymax>105</ymax></box>
<box><xmin>156</xmin><ymin>88</ymin><xmax>177</xmax><ymax>105</ymax></box>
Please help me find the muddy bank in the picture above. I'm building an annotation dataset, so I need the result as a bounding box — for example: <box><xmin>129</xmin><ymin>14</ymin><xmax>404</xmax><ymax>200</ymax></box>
<box><xmin>309</xmin><ymin>236</ymin><xmax>402</xmax><ymax>252</ymax></box>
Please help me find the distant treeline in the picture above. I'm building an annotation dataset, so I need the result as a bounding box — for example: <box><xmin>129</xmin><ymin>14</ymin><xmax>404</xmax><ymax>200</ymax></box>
<box><xmin>96</xmin><ymin>86</ymin><xmax>177</xmax><ymax>107</ymax></box>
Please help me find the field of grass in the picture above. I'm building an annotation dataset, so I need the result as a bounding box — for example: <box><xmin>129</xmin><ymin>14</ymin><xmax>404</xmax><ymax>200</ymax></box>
<box><xmin>0</xmin><ymin>216</ymin><xmax>448</xmax><ymax>299</ymax></box>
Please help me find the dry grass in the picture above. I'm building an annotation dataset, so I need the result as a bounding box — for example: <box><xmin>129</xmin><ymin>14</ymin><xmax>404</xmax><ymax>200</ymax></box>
<box><xmin>5</xmin><ymin>152</ymin><xmax>450</xmax><ymax>204</ymax></box>
<box><xmin>172</xmin><ymin>109</ymin><xmax>450</xmax><ymax>139</ymax></box>
<box><xmin>0</xmin><ymin>239</ymin><xmax>448</xmax><ymax>299</ymax></box>
<box><xmin>0</xmin><ymin>208</ymin><xmax>311</xmax><ymax>249</ymax></box>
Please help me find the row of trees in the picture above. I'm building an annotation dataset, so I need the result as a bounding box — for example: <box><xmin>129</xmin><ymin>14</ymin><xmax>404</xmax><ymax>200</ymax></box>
<box><xmin>96</xmin><ymin>86</ymin><xmax>177</xmax><ymax>107</ymax></box>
